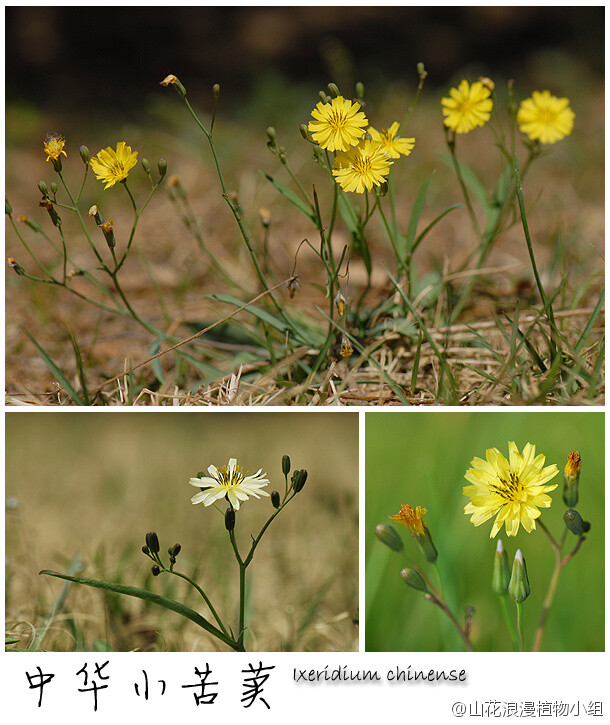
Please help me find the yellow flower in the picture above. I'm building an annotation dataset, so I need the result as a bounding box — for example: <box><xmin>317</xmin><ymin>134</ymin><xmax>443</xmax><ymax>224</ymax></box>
<box><xmin>43</xmin><ymin>135</ymin><xmax>67</xmax><ymax>162</ymax></box>
<box><xmin>441</xmin><ymin>80</ymin><xmax>493</xmax><ymax>134</ymax></box>
<box><xmin>90</xmin><ymin>142</ymin><xmax>138</xmax><ymax>189</ymax></box>
<box><xmin>332</xmin><ymin>139</ymin><xmax>392</xmax><ymax>194</ymax></box>
<box><xmin>463</xmin><ymin>442</ymin><xmax>559</xmax><ymax>538</ymax></box>
<box><xmin>308</xmin><ymin>96</ymin><xmax>368</xmax><ymax>152</ymax></box>
<box><xmin>389</xmin><ymin>504</ymin><xmax>427</xmax><ymax>534</ymax></box>
<box><xmin>517</xmin><ymin>90</ymin><xmax>574</xmax><ymax>144</ymax></box>
<box><xmin>368</xmin><ymin>122</ymin><xmax>415</xmax><ymax>158</ymax></box>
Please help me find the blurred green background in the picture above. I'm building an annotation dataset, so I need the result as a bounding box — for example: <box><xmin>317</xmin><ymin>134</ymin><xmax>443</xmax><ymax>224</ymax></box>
<box><xmin>6</xmin><ymin>411</ymin><xmax>358</xmax><ymax>651</ymax></box>
<box><xmin>365</xmin><ymin>411</ymin><xmax>604</xmax><ymax>651</ymax></box>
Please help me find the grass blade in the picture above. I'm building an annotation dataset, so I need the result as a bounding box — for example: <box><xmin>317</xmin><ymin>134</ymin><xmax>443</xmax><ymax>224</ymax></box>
<box><xmin>22</xmin><ymin>327</ymin><xmax>86</xmax><ymax>405</ymax></box>
<box><xmin>263</xmin><ymin>173</ymin><xmax>315</xmax><ymax>222</ymax></box>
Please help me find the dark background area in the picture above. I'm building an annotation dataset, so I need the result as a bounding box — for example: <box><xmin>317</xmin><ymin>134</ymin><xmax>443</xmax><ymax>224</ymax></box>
<box><xmin>6</xmin><ymin>5</ymin><xmax>605</xmax><ymax>115</ymax></box>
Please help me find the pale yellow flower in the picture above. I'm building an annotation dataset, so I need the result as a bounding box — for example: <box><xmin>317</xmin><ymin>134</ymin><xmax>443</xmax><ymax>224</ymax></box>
<box><xmin>332</xmin><ymin>139</ymin><xmax>392</xmax><ymax>193</ymax></box>
<box><xmin>517</xmin><ymin>90</ymin><xmax>574</xmax><ymax>144</ymax></box>
<box><xmin>308</xmin><ymin>96</ymin><xmax>368</xmax><ymax>152</ymax></box>
<box><xmin>90</xmin><ymin>142</ymin><xmax>138</xmax><ymax>189</ymax></box>
<box><xmin>441</xmin><ymin>80</ymin><xmax>493</xmax><ymax>134</ymax></box>
<box><xmin>463</xmin><ymin>442</ymin><xmax>559</xmax><ymax>538</ymax></box>
<box><xmin>189</xmin><ymin>457</ymin><xmax>269</xmax><ymax>510</ymax></box>
<box><xmin>368</xmin><ymin>122</ymin><xmax>415</xmax><ymax>158</ymax></box>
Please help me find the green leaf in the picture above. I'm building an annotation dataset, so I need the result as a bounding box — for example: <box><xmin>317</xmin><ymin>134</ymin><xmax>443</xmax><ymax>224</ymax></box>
<box><xmin>263</xmin><ymin>173</ymin><xmax>315</xmax><ymax>222</ymax></box>
<box><xmin>22</xmin><ymin>327</ymin><xmax>86</xmax><ymax>405</ymax></box>
<box><xmin>40</xmin><ymin>570</ymin><xmax>239</xmax><ymax>650</ymax></box>
<box><xmin>412</xmin><ymin>204</ymin><xmax>461</xmax><ymax>255</ymax></box>
<box><xmin>148</xmin><ymin>338</ymin><xmax>165</xmax><ymax>384</ymax></box>
<box><xmin>208</xmin><ymin>294</ymin><xmax>292</xmax><ymax>334</ymax></box>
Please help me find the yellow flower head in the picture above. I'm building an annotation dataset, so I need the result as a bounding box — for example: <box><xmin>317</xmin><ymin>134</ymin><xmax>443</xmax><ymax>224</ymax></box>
<box><xmin>441</xmin><ymin>80</ymin><xmax>493</xmax><ymax>134</ymax></box>
<box><xmin>517</xmin><ymin>90</ymin><xmax>574</xmax><ymax>145</ymax></box>
<box><xmin>463</xmin><ymin>442</ymin><xmax>559</xmax><ymax>538</ymax></box>
<box><xmin>368</xmin><ymin>122</ymin><xmax>415</xmax><ymax>159</ymax></box>
<box><xmin>308</xmin><ymin>95</ymin><xmax>368</xmax><ymax>152</ymax></box>
<box><xmin>90</xmin><ymin>141</ymin><xmax>139</xmax><ymax>189</ymax></box>
<box><xmin>43</xmin><ymin>135</ymin><xmax>67</xmax><ymax>162</ymax></box>
<box><xmin>332</xmin><ymin>139</ymin><xmax>392</xmax><ymax>194</ymax></box>
<box><xmin>389</xmin><ymin>504</ymin><xmax>428</xmax><ymax>535</ymax></box>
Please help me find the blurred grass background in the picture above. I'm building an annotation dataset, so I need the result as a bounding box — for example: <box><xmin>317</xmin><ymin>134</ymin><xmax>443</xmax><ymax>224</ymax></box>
<box><xmin>6</xmin><ymin>411</ymin><xmax>358</xmax><ymax>651</ymax></box>
<box><xmin>5</xmin><ymin>7</ymin><xmax>604</xmax><ymax>399</ymax></box>
<box><xmin>365</xmin><ymin>411</ymin><xmax>604</xmax><ymax>651</ymax></box>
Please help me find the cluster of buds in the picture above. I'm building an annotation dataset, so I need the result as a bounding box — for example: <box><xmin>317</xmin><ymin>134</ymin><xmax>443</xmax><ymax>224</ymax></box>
<box><xmin>266</xmin><ymin>127</ymin><xmax>287</xmax><ymax>164</ymax></box>
<box><xmin>142</xmin><ymin>531</ymin><xmax>182</xmax><ymax>575</ymax></box>
<box><xmin>492</xmin><ymin>540</ymin><xmax>530</xmax><ymax>603</ymax></box>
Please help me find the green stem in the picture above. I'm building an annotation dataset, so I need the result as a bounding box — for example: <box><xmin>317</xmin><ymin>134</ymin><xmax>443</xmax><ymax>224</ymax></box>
<box><xmin>166</xmin><ymin>569</ymin><xmax>229</xmax><ymax>637</ymax></box>
<box><xmin>516</xmin><ymin>601</ymin><xmax>524</xmax><ymax>651</ymax></box>
<box><xmin>499</xmin><ymin>594</ymin><xmax>519</xmax><ymax>650</ymax></box>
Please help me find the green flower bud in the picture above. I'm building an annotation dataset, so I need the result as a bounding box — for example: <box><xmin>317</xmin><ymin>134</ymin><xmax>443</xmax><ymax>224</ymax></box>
<box><xmin>6</xmin><ymin>198</ymin><xmax>13</xmax><ymax>215</ymax></box>
<box><xmin>141</xmin><ymin>158</ymin><xmax>151</xmax><ymax>175</ymax></box>
<box><xmin>168</xmin><ymin>543</ymin><xmax>181</xmax><ymax>558</ymax></box>
<box><xmin>355</xmin><ymin>82</ymin><xmax>364</xmax><ymax>99</ymax></box>
<box><xmin>318</xmin><ymin>90</ymin><xmax>330</xmax><ymax>104</ymax></box>
<box><xmin>38</xmin><ymin>180</ymin><xmax>49</xmax><ymax>197</ymax></box>
<box><xmin>157</xmin><ymin>158</ymin><xmax>167</xmax><ymax>179</ymax></box>
<box><xmin>20</xmin><ymin>216</ymin><xmax>42</xmax><ymax>232</ymax></box>
<box><xmin>563</xmin><ymin>452</ymin><xmax>581</xmax><ymax>507</ymax></box>
<box><xmin>293</xmin><ymin>469</ymin><xmax>308</xmax><ymax>493</ymax></box>
<box><xmin>8</xmin><ymin>258</ymin><xmax>26</xmax><ymax>275</ymax></box>
<box><xmin>509</xmin><ymin>549</ymin><xmax>530</xmax><ymax>603</ymax></box>
<box><xmin>281</xmin><ymin>455</ymin><xmax>291</xmax><ymax>476</ymax></box>
<box><xmin>492</xmin><ymin>539</ymin><xmax>510</xmax><ymax>595</ymax></box>
<box><xmin>417</xmin><ymin>62</ymin><xmax>428</xmax><ymax>81</ymax></box>
<box><xmin>212</xmin><ymin>83</ymin><xmax>220</xmax><ymax>100</ymax></box>
<box><xmin>151</xmin><ymin>565</ymin><xmax>161</xmax><ymax>576</ymax></box>
<box><xmin>225</xmin><ymin>507</ymin><xmax>235</xmax><ymax>531</ymax></box>
<box><xmin>79</xmin><ymin>145</ymin><xmax>90</xmax><ymax>165</ymax></box>
<box><xmin>400</xmin><ymin>568</ymin><xmax>428</xmax><ymax>592</ymax></box>
<box><xmin>145</xmin><ymin>531</ymin><xmax>160</xmax><ymax>554</ymax></box>
<box><xmin>299</xmin><ymin>124</ymin><xmax>314</xmax><ymax>143</ymax></box>
<box><xmin>327</xmin><ymin>82</ymin><xmax>340</xmax><ymax>98</ymax></box>
<box><xmin>271</xmin><ymin>491</ymin><xmax>281</xmax><ymax>509</ymax></box>
<box><xmin>266</xmin><ymin>127</ymin><xmax>277</xmax><ymax>144</ymax></box>
<box><xmin>374</xmin><ymin>524</ymin><xmax>404</xmax><ymax>553</ymax></box>
<box><xmin>564</xmin><ymin>509</ymin><xmax>587</xmax><ymax>536</ymax></box>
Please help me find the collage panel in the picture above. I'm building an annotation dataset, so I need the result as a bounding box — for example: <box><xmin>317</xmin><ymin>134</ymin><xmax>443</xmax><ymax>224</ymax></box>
<box><xmin>365</xmin><ymin>410</ymin><xmax>604</xmax><ymax>652</ymax></box>
<box><xmin>6</xmin><ymin>411</ymin><xmax>359</xmax><ymax>653</ymax></box>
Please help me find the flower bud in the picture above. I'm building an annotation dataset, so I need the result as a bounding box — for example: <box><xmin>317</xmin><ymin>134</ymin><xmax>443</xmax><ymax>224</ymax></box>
<box><xmin>271</xmin><ymin>491</ymin><xmax>281</xmax><ymax>509</ymax></box>
<box><xmin>88</xmin><ymin>205</ymin><xmax>103</xmax><ymax>224</ymax></box>
<box><xmin>20</xmin><ymin>216</ymin><xmax>42</xmax><ymax>232</ymax></box>
<box><xmin>142</xmin><ymin>545</ymin><xmax>150</xmax><ymax>556</ymax></box>
<box><xmin>400</xmin><ymin>568</ymin><xmax>428</xmax><ymax>592</ymax></box>
<box><xmin>212</xmin><ymin>83</ymin><xmax>220</xmax><ymax>100</ymax></box>
<box><xmin>160</xmin><ymin>74</ymin><xmax>186</xmax><ymax>98</ymax></box>
<box><xmin>225</xmin><ymin>507</ymin><xmax>235</xmax><ymax>531</ymax></box>
<box><xmin>141</xmin><ymin>158</ymin><xmax>151</xmax><ymax>175</ymax></box>
<box><xmin>38</xmin><ymin>180</ymin><xmax>49</xmax><ymax>197</ymax></box>
<box><xmin>417</xmin><ymin>62</ymin><xmax>427</xmax><ymax>81</ymax></box>
<box><xmin>374</xmin><ymin>524</ymin><xmax>403</xmax><ymax>553</ymax></box>
<box><xmin>145</xmin><ymin>531</ymin><xmax>160</xmax><ymax>554</ymax></box>
<box><xmin>79</xmin><ymin>145</ymin><xmax>90</xmax><ymax>165</ymax></box>
<box><xmin>293</xmin><ymin>469</ymin><xmax>308</xmax><ymax>493</ymax></box>
<box><xmin>168</xmin><ymin>543</ymin><xmax>181</xmax><ymax>558</ymax></box>
<box><xmin>6</xmin><ymin>198</ymin><xmax>13</xmax><ymax>215</ymax></box>
<box><xmin>50</xmin><ymin>181</ymin><xmax>58</xmax><ymax>194</ymax></box>
<box><xmin>355</xmin><ymin>82</ymin><xmax>364</xmax><ymax>99</ymax></box>
<box><xmin>266</xmin><ymin>127</ymin><xmax>277</xmax><ymax>144</ymax></box>
<box><xmin>508</xmin><ymin>549</ymin><xmax>530</xmax><ymax>603</ymax></box>
<box><xmin>259</xmin><ymin>207</ymin><xmax>271</xmax><ymax>228</ymax></box>
<box><xmin>39</xmin><ymin>200</ymin><xmax>61</xmax><ymax>227</ymax></box>
<box><xmin>151</xmin><ymin>565</ymin><xmax>161</xmax><ymax>576</ymax></box>
<box><xmin>286</xmin><ymin>276</ymin><xmax>301</xmax><ymax>298</ymax></box>
<box><xmin>98</xmin><ymin>219</ymin><xmax>115</xmax><ymax>249</ymax></box>
<box><xmin>327</xmin><ymin>82</ymin><xmax>340</xmax><ymax>98</ymax></box>
<box><xmin>157</xmin><ymin>158</ymin><xmax>167</xmax><ymax>179</ymax></box>
<box><xmin>7</xmin><ymin>257</ymin><xmax>25</xmax><ymax>275</ymax></box>
<box><xmin>564</xmin><ymin>509</ymin><xmax>587</xmax><ymax>536</ymax></box>
<box><xmin>492</xmin><ymin>539</ymin><xmax>510</xmax><ymax>595</ymax></box>
<box><xmin>563</xmin><ymin>452</ymin><xmax>581</xmax><ymax>507</ymax></box>
<box><xmin>318</xmin><ymin>91</ymin><xmax>330</xmax><ymax>104</ymax></box>
<box><xmin>300</xmin><ymin>124</ymin><xmax>315</xmax><ymax>143</ymax></box>
<box><xmin>281</xmin><ymin>455</ymin><xmax>291</xmax><ymax>476</ymax></box>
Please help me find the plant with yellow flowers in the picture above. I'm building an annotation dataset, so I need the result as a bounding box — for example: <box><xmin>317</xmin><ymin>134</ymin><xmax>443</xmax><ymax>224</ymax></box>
<box><xmin>375</xmin><ymin>444</ymin><xmax>590</xmax><ymax>651</ymax></box>
<box><xmin>6</xmin><ymin>62</ymin><xmax>601</xmax><ymax>406</ymax></box>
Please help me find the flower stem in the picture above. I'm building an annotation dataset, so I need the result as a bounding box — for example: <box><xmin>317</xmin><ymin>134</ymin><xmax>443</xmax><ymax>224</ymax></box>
<box><xmin>167</xmin><ymin>568</ymin><xmax>230</xmax><ymax>637</ymax></box>
<box><xmin>516</xmin><ymin>601</ymin><xmax>524</xmax><ymax>651</ymax></box>
<box><xmin>499</xmin><ymin>593</ymin><xmax>520</xmax><ymax>651</ymax></box>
